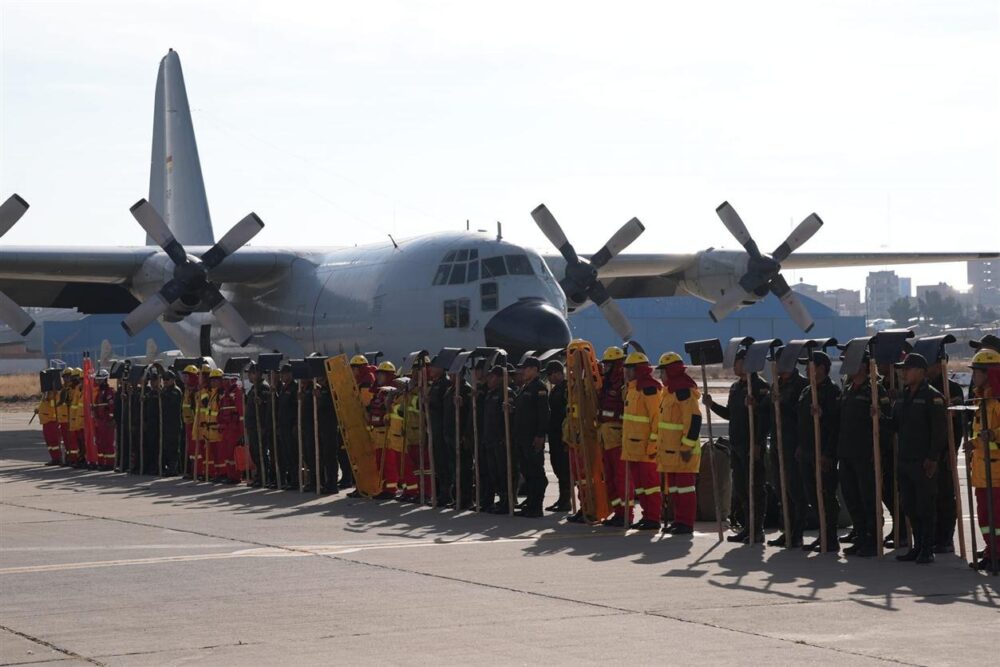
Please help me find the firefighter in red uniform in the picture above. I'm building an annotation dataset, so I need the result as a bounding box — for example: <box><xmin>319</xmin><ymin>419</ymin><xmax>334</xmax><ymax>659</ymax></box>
<box><xmin>969</xmin><ymin>349</ymin><xmax>1000</xmax><ymax>570</ymax></box>
<box><xmin>598</xmin><ymin>347</ymin><xmax>627</xmax><ymax>526</ymax></box>
<box><xmin>389</xmin><ymin>376</ymin><xmax>421</xmax><ymax>501</ymax></box>
<box><xmin>351</xmin><ymin>355</ymin><xmax>376</xmax><ymax>407</ymax></box>
<box><xmin>366</xmin><ymin>361</ymin><xmax>399</xmax><ymax>500</ymax></box>
<box><xmin>181</xmin><ymin>365</ymin><xmax>199</xmax><ymax>478</ymax></box>
<box><xmin>216</xmin><ymin>375</ymin><xmax>243</xmax><ymax>483</ymax></box>
<box><xmin>38</xmin><ymin>383</ymin><xmax>62</xmax><ymax>465</ymax></box>
<box><xmin>92</xmin><ymin>370</ymin><xmax>117</xmax><ymax>470</ymax></box>
<box><xmin>654</xmin><ymin>352</ymin><xmax>702</xmax><ymax>534</ymax></box>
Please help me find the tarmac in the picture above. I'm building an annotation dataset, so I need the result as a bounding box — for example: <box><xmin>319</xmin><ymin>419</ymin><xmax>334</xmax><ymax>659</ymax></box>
<box><xmin>1</xmin><ymin>409</ymin><xmax>997</xmax><ymax>666</ymax></box>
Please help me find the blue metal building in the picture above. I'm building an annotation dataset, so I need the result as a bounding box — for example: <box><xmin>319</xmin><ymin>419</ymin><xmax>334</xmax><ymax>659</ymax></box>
<box><xmin>43</xmin><ymin>315</ymin><xmax>173</xmax><ymax>367</ymax></box>
<box><xmin>568</xmin><ymin>294</ymin><xmax>864</xmax><ymax>355</ymax></box>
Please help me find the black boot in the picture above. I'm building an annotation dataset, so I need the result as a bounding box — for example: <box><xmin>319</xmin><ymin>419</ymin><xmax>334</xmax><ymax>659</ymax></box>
<box><xmin>895</xmin><ymin>547</ymin><xmax>920</xmax><ymax>562</ymax></box>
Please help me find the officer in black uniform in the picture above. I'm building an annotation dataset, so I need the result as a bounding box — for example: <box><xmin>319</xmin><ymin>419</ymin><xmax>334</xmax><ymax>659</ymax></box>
<box><xmin>545</xmin><ymin>360</ymin><xmax>570</xmax><ymax>513</ymax></box>
<box><xmin>427</xmin><ymin>363</ymin><xmax>453</xmax><ymax>506</ymax></box>
<box><xmin>481</xmin><ymin>366</ymin><xmax>508</xmax><ymax>513</ymax></box>
<box><xmin>796</xmin><ymin>351</ymin><xmax>841</xmax><ymax>552</ymax></box>
<box><xmin>889</xmin><ymin>353</ymin><xmax>948</xmax><ymax>564</ymax></box>
<box><xmin>275</xmin><ymin>363</ymin><xmax>299</xmax><ymax>489</ymax></box>
<box><xmin>837</xmin><ymin>352</ymin><xmax>890</xmax><ymax>557</ymax></box>
<box><xmin>512</xmin><ymin>357</ymin><xmax>550</xmax><ymax>518</ymax></box>
<box><xmin>298</xmin><ymin>375</ymin><xmax>315</xmax><ymax>489</ymax></box>
<box><xmin>314</xmin><ymin>374</ymin><xmax>340</xmax><ymax>494</ymax></box>
<box><xmin>160</xmin><ymin>370</ymin><xmax>184</xmax><ymax>476</ymax></box>
<box><xmin>705</xmin><ymin>348</ymin><xmax>771</xmax><ymax>543</ymax></box>
<box><xmin>443</xmin><ymin>368</ymin><xmax>474</xmax><ymax>509</ymax></box>
<box><xmin>767</xmin><ymin>348</ymin><xmax>809</xmax><ymax>548</ymax></box>
<box><xmin>141</xmin><ymin>370</ymin><xmax>161</xmax><ymax>476</ymax></box>
<box><xmin>245</xmin><ymin>362</ymin><xmax>273</xmax><ymax>487</ymax></box>
<box><xmin>926</xmin><ymin>354</ymin><xmax>964</xmax><ymax>554</ymax></box>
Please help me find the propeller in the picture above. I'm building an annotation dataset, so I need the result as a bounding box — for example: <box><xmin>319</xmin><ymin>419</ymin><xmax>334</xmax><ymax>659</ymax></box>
<box><xmin>531</xmin><ymin>204</ymin><xmax>644</xmax><ymax>341</ymax></box>
<box><xmin>709</xmin><ymin>201</ymin><xmax>823</xmax><ymax>332</ymax></box>
<box><xmin>0</xmin><ymin>194</ymin><xmax>37</xmax><ymax>336</ymax></box>
<box><xmin>122</xmin><ymin>199</ymin><xmax>262</xmax><ymax>346</ymax></box>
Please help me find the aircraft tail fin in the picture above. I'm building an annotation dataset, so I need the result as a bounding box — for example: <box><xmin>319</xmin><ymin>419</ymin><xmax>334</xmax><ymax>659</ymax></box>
<box><xmin>147</xmin><ymin>49</ymin><xmax>215</xmax><ymax>246</ymax></box>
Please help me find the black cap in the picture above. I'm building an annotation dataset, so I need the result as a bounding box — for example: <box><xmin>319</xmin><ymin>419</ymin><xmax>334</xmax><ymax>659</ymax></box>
<box><xmin>279</xmin><ymin>362</ymin><xmax>292</xmax><ymax>373</ymax></box>
<box><xmin>162</xmin><ymin>370</ymin><xmax>176</xmax><ymax>381</ymax></box>
<box><xmin>488</xmin><ymin>365</ymin><xmax>505</xmax><ymax>377</ymax></box>
<box><xmin>544</xmin><ymin>360</ymin><xmax>564</xmax><ymax>375</ymax></box>
<box><xmin>970</xmin><ymin>334</ymin><xmax>1000</xmax><ymax>352</ymax></box>
<box><xmin>518</xmin><ymin>356</ymin><xmax>541</xmax><ymax>370</ymax></box>
<box><xmin>800</xmin><ymin>350</ymin><xmax>831</xmax><ymax>369</ymax></box>
<box><xmin>895</xmin><ymin>353</ymin><xmax>928</xmax><ymax>370</ymax></box>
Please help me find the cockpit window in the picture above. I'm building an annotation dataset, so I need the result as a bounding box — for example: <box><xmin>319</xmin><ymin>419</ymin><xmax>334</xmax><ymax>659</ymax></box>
<box><xmin>481</xmin><ymin>256</ymin><xmax>506</xmax><ymax>278</ymax></box>
<box><xmin>505</xmin><ymin>254</ymin><xmax>533</xmax><ymax>276</ymax></box>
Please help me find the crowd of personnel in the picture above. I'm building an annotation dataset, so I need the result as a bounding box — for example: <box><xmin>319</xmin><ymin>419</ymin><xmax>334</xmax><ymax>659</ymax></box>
<box><xmin>33</xmin><ymin>333</ymin><xmax>1000</xmax><ymax>573</ymax></box>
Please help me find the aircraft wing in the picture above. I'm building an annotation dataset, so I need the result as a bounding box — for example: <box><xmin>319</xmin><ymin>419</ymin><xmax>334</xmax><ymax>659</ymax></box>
<box><xmin>0</xmin><ymin>246</ymin><xmax>302</xmax><ymax>313</ymax></box>
<box><xmin>779</xmin><ymin>251</ymin><xmax>999</xmax><ymax>270</ymax></box>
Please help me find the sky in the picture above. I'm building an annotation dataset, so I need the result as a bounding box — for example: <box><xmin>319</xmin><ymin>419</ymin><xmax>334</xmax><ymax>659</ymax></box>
<box><xmin>1</xmin><ymin>0</ymin><xmax>998</xmax><ymax>297</ymax></box>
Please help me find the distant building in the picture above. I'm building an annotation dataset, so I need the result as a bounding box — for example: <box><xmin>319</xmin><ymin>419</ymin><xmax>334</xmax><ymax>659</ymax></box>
<box><xmin>865</xmin><ymin>270</ymin><xmax>900</xmax><ymax>319</ymax></box>
<box><xmin>792</xmin><ymin>281</ymin><xmax>862</xmax><ymax>316</ymax></box>
<box><xmin>968</xmin><ymin>259</ymin><xmax>1000</xmax><ymax>308</ymax></box>
<box><xmin>916</xmin><ymin>282</ymin><xmax>960</xmax><ymax>302</ymax></box>
<box><xmin>899</xmin><ymin>277</ymin><xmax>912</xmax><ymax>299</ymax></box>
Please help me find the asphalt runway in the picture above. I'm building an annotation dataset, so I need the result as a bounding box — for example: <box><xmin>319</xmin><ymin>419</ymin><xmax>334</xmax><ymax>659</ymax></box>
<box><xmin>1</xmin><ymin>410</ymin><xmax>996</xmax><ymax>665</ymax></box>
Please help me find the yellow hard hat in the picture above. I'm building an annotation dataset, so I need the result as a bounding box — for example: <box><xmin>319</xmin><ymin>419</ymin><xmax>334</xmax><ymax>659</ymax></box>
<box><xmin>624</xmin><ymin>351</ymin><xmax>649</xmax><ymax>366</ymax></box>
<box><xmin>601</xmin><ymin>346</ymin><xmax>625</xmax><ymax>362</ymax></box>
<box><xmin>61</xmin><ymin>367</ymin><xmax>73</xmax><ymax>376</ymax></box>
<box><xmin>183</xmin><ymin>364</ymin><xmax>199</xmax><ymax>374</ymax></box>
<box><xmin>72</xmin><ymin>367</ymin><xmax>83</xmax><ymax>377</ymax></box>
<box><xmin>350</xmin><ymin>354</ymin><xmax>368</xmax><ymax>367</ymax></box>
<box><xmin>377</xmin><ymin>360</ymin><xmax>397</xmax><ymax>373</ymax></box>
<box><xmin>971</xmin><ymin>349</ymin><xmax>1000</xmax><ymax>369</ymax></box>
<box><xmin>209</xmin><ymin>368</ymin><xmax>224</xmax><ymax>378</ymax></box>
<box><xmin>656</xmin><ymin>352</ymin><xmax>683</xmax><ymax>368</ymax></box>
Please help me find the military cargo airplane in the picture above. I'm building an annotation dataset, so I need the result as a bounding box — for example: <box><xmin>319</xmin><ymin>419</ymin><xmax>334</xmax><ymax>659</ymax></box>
<box><xmin>1</xmin><ymin>50</ymin><xmax>996</xmax><ymax>364</ymax></box>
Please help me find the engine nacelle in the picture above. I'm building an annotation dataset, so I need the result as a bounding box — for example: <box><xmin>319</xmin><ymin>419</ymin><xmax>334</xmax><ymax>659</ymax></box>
<box><xmin>677</xmin><ymin>249</ymin><xmax>754</xmax><ymax>304</ymax></box>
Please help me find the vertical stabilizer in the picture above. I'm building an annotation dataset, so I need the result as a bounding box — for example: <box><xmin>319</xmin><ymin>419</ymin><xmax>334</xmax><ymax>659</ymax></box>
<box><xmin>147</xmin><ymin>49</ymin><xmax>215</xmax><ymax>246</ymax></box>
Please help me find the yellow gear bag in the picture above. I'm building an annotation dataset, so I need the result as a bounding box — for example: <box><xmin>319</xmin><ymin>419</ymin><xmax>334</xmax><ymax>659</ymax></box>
<box><xmin>566</xmin><ymin>340</ymin><xmax>611</xmax><ymax>521</ymax></box>
<box><xmin>325</xmin><ymin>354</ymin><xmax>382</xmax><ymax>497</ymax></box>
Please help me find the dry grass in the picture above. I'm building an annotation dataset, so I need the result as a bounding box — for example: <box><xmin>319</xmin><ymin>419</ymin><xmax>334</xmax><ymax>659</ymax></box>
<box><xmin>0</xmin><ymin>374</ymin><xmax>40</xmax><ymax>403</ymax></box>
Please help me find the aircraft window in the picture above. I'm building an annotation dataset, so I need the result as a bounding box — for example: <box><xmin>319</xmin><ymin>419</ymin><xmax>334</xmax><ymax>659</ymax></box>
<box><xmin>448</xmin><ymin>263</ymin><xmax>466</xmax><ymax>285</ymax></box>
<box><xmin>466</xmin><ymin>261</ymin><xmax>479</xmax><ymax>282</ymax></box>
<box><xmin>482</xmin><ymin>256</ymin><xmax>507</xmax><ymax>278</ymax></box>
<box><xmin>443</xmin><ymin>298</ymin><xmax>470</xmax><ymax>328</ymax></box>
<box><xmin>433</xmin><ymin>264</ymin><xmax>451</xmax><ymax>286</ymax></box>
<box><xmin>469</xmin><ymin>249</ymin><xmax>479</xmax><ymax>260</ymax></box>
<box><xmin>456</xmin><ymin>249</ymin><xmax>469</xmax><ymax>261</ymax></box>
<box><xmin>443</xmin><ymin>250</ymin><xmax>457</xmax><ymax>262</ymax></box>
<box><xmin>505</xmin><ymin>254</ymin><xmax>533</xmax><ymax>275</ymax></box>
<box><xmin>481</xmin><ymin>282</ymin><xmax>498</xmax><ymax>311</ymax></box>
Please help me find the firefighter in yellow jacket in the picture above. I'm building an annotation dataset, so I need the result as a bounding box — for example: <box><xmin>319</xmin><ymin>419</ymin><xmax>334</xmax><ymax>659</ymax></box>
<box><xmin>368</xmin><ymin>361</ymin><xmax>399</xmax><ymax>499</ymax></box>
<box><xmin>38</xmin><ymin>385</ymin><xmax>62</xmax><ymax>465</ymax></box>
<box><xmin>67</xmin><ymin>368</ymin><xmax>85</xmax><ymax>467</ymax></box>
<box><xmin>969</xmin><ymin>349</ymin><xmax>1000</xmax><ymax>571</ymax></box>
<box><xmin>55</xmin><ymin>368</ymin><xmax>73</xmax><ymax>464</ymax></box>
<box><xmin>618</xmin><ymin>352</ymin><xmax>663</xmax><ymax>530</ymax></box>
<box><xmin>388</xmin><ymin>376</ymin><xmax>421</xmax><ymax>501</ymax></box>
<box><xmin>194</xmin><ymin>369</ymin><xmax>223</xmax><ymax>481</ymax></box>
<box><xmin>654</xmin><ymin>352</ymin><xmax>703</xmax><ymax>535</ymax></box>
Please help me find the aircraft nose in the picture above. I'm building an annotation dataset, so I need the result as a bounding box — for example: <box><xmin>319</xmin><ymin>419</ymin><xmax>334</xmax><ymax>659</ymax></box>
<box><xmin>484</xmin><ymin>298</ymin><xmax>572</xmax><ymax>358</ymax></box>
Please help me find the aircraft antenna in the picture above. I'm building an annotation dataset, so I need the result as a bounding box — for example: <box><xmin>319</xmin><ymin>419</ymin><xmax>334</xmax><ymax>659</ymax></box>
<box><xmin>388</xmin><ymin>234</ymin><xmax>398</xmax><ymax>249</ymax></box>
<box><xmin>496</xmin><ymin>221</ymin><xmax>502</xmax><ymax>242</ymax></box>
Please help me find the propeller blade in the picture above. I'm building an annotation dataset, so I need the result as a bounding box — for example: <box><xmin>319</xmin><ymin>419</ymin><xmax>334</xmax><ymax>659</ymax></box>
<box><xmin>122</xmin><ymin>292</ymin><xmax>171</xmax><ymax>337</ymax></box>
<box><xmin>0</xmin><ymin>290</ymin><xmax>35</xmax><ymax>336</ymax></box>
<box><xmin>772</xmin><ymin>213</ymin><xmax>823</xmax><ymax>262</ymax></box>
<box><xmin>715</xmin><ymin>201</ymin><xmax>760</xmax><ymax>258</ymax></box>
<box><xmin>708</xmin><ymin>286</ymin><xmax>751</xmax><ymax>323</ymax></box>
<box><xmin>770</xmin><ymin>273</ymin><xmax>815</xmax><ymax>332</ymax></box>
<box><xmin>585</xmin><ymin>280</ymin><xmax>634</xmax><ymax>340</ymax></box>
<box><xmin>590</xmin><ymin>217</ymin><xmax>645</xmax><ymax>269</ymax></box>
<box><xmin>0</xmin><ymin>194</ymin><xmax>29</xmax><ymax>238</ymax></box>
<box><xmin>531</xmin><ymin>204</ymin><xmax>579</xmax><ymax>264</ymax></box>
<box><xmin>201</xmin><ymin>213</ymin><xmax>265</xmax><ymax>270</ymax></box>
<box><xmin>204</xmin><ymin>284</ymin><xmax>253</xmax><ymax>346</ymax></box>
<box><xmin>599</xmin><ymin>298</ymin><xmax>634</xmax><ymax>341</ymax></box>
<box><xmin>130</xmin><ymin>199</ymin><xmax>187</xmax><ymax>265</ymax></box>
